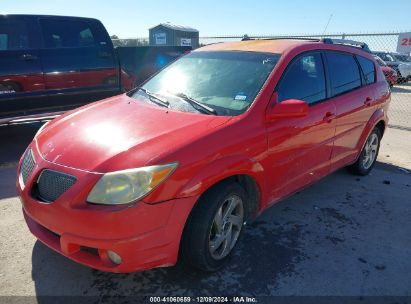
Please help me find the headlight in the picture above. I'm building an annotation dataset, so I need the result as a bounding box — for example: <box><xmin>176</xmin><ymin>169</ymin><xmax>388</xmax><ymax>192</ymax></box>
<box><xmin>87</xmin><ymin>163</ymin><xmax>178</xmax><ymax>205</ymax></box>
<box><xmin>35</xmin><ymin>121</ymin><xmax>51</xmax><ymax>138</ymax></box>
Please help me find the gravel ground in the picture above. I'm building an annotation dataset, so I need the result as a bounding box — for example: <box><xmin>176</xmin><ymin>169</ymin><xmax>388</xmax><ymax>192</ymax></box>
<box><xmin>0</xmin><ymin>116</ymin><xmax>410</xmax><ymax>302</ymax></box>
<box><xmin>389</xmin><ymin>82</ymin><xmax>411</xmax><ymax>130</ymax></box>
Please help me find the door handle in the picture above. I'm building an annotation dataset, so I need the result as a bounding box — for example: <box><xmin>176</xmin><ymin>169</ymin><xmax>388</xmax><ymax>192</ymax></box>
<box><xmin>364</xmin><ymin>97</ymin><xmax>372</xmax><ymax>106</ymax></box>
<box><xmin>20</xmin><ymin>54</ymin><xmax>38</xmax><ymax>61</ymax></box>
<box><xmin>323</xmin><ymin>111</ymin><xmax>335</xmax><ymax>123</ymax></box>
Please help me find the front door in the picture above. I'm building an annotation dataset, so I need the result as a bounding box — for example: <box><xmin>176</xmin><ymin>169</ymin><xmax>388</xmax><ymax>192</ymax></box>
<box><xmin>264</xmin><ymin>52</ymin><xmax>336</xmax><ymax>203</ymax></box>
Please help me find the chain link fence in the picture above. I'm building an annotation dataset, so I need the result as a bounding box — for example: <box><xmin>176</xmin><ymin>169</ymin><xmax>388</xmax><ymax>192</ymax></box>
<box><xmin>113</xmin><ymin>32</ymin><xmax>411</xmax><ymax>130</ymax></box>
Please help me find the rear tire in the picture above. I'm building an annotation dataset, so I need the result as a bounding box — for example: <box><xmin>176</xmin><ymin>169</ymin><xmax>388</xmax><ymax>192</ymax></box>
<box><xmin>349</xmin><ymin>128</ymin><xmax>381</xmax><ymax>176</ymax></box>
<box><xmin>180</xmin><ymin>181</ymin><xmax>246</xmax><ymax>272</ymax></box>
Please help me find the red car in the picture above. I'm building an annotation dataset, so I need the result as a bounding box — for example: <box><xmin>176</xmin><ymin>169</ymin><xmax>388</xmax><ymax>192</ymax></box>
<box><xmin>374</xmin><ymin>55</ymin><xmax>398</xmax><ymax>86</ymax></box>
<box><xmin>17</xmin><ymin>38</ymin><xmax>390</xmax><ymax>273</ymax></box>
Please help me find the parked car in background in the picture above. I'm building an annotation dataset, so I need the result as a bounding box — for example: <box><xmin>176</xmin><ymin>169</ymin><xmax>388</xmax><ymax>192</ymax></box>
<box><xmin>373</xmin><ymin>51</ymin><xmax>411</xmax><ymax>83</ymax></box>
<box><xmin>0</xmin><ymin>15</ymin><xmax>190</xmax><ymax>124</ymax></box>
<box><xmin>374</xmin><ymin>55</ymin><xmax>398</xmax><ymax>86</ymax></box>
<box><xmin>18</xmin><ymin>38</ymin><xmax>390</xmax><ymax>273</ymax></box>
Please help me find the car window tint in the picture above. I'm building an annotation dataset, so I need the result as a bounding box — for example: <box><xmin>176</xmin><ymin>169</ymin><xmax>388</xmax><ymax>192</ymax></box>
<box><xmin>0</xmin><ymin>19</ymin><xmax>30</xmax><ymax>50</ymax></box>
<box><xmin>326</xmin><ymin>52</ymin><xmax>361</xmax><ymax>96</ymax></box>
<box><xmin>357</xmin><ymin>56</ymin><xmax>376</xmax><ymax>85</ymax></box>
<box><xmin>40</xmin><ymin>19</ymin><xmax>95</xmax><ymax>48</ymax></box>
<box><xmin>277</xmin><ymin>53</ymin><xmax>326</xmax><ymax>104</ymax></box>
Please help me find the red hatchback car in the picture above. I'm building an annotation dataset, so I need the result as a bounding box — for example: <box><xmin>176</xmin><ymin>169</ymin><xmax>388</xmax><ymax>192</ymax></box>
<box><xmin>17</xmin><ymin>38</ymin><xmax>390</xmax><ymax>273</ymax></box>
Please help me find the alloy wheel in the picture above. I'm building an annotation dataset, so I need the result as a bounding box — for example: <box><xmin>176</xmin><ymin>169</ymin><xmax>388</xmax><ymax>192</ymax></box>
<box><xmin>208</xmin><ymin>194</ymin><xmax>244</xmax><ymax>260</ymax></box>
<box><xmin>363</xmin><ymin>133</ymin><xmax>379</xmax><ymax>169</ymax></box>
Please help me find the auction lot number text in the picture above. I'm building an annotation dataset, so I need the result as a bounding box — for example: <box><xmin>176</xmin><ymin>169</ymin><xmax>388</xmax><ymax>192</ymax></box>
<box><xmin>150</xmin><ymin>296</ymin><xmax>257</xmax><ymax>303</ymax></box>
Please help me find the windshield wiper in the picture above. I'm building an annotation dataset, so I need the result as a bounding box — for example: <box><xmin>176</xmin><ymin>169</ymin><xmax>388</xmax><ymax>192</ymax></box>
<box><xmin>138</xmin><ymin>88</ymin><xmax>170</xmax><ymax>108</ymax></box>
<box><xmin>173</xmin><ymin>92</ymin><xmax>217</xmax><ymax>115</ymax></box>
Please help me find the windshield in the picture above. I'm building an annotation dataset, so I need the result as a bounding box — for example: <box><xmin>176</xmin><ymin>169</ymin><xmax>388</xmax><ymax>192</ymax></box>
<box><xmin>130</xmin><ymin>51</ymin><xmax>280</xmax><ymax>116</ymax></box>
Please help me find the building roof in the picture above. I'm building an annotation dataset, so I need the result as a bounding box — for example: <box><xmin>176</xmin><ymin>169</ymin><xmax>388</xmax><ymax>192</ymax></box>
<box><xmin>149</xmin><ymin>22</ymin><xmax>198</xmax><ymax>33</ymax></box>
<box><xmin>196</xmin><ymin>39</ymin><xmax>320</xmax><ymax>54</ymax></box>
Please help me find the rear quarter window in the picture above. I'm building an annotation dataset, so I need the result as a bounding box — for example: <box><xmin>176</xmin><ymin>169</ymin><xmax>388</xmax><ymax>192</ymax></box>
<box><xmin>357</xmin><ymin>56</ymin><xmax>376</xmax><ymax>85</ymax></box>
<box><xmin>325</xmin><ymin>52</ymin><xmax>361</xmax><ymax>96</ymax></box>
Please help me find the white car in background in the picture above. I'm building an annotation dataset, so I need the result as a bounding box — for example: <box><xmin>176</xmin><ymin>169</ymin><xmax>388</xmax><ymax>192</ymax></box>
<box><xmin>373</xmin><ymin>51</ymin><xmax>411</xmax><ymax>82</ymax></box>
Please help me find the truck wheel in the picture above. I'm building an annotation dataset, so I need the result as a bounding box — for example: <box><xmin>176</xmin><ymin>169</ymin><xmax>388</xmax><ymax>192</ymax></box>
<box><xmin>349</xmin><ymin>128</ymin><xmax>381</xmax><ymax>176</ymax></box>
<box><xmin>181</xmin><ymin>182</ymin><xmax>246</xmax><ymax>272</ymax></box>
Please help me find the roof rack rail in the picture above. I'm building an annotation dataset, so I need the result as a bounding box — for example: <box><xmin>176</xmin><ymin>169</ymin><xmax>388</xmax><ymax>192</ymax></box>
<box><xmin>241</xmin><ymin>35</ymin><xmax>321</xmax><ymax>42</ymax></box>
<box><xmin>322</xmin><ymin>38</ymin><xmax>371</xmax><ymax>53</ymax></box>
<box><xmin>239</xmin><ymin>36</ymin><xmax>371</xmax><ymax>53</ymax></box>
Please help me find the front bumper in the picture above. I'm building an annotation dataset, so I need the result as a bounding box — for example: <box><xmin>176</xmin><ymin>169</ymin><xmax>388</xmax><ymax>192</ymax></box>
<box><xmin>17</xmin><ymin>143</ymin><xmax>198</xmax><ymax>273</ymax></box>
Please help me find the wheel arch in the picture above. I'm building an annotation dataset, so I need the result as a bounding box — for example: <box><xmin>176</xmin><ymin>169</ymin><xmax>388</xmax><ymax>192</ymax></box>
<box><xmin>177</xmin><ymin>155</ymin><xmax>266</xmax><ymax>220</ymax></box>
<box><xmin>194</xmin><ymin>174</ymin><xmax>261</xmax><ymax>222</ymax></box>
<box><xmin>355</xmin><ymin>108</ymin><xmax>387</xmax><ymax>160</ymax></box>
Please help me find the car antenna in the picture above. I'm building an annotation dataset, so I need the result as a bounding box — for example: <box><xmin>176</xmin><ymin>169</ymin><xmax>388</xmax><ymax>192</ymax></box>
<box><xmin>322</xmin><ymin>14</ymin><xmax>333</xmax><ymax>36</ymax></box>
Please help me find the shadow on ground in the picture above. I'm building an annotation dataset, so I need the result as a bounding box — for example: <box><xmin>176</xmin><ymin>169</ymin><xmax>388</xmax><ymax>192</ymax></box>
<box><xmin>0</xmin><ymin>123</ymin><xmax>42</xmax><ymax>166</ymax></box>
<box><xmin>30</xmin><ymin>162</ymin><xmax>411</xmax><ymax>300</ymax></box>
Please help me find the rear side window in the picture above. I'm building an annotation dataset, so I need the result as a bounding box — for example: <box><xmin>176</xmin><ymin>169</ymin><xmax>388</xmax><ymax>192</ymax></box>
<box><xmin>40</xmin><ymin>19</ymin><xmax>96</xmax><ymax>48</ymax></box>
<box><xmin>357</xmin><ymin>56</ymin><xmax>375</xmax><ymax>85</ymax></box>
<box><xmin>326</xmin><ymin>52</ymin><xmax>361</xmax><ymax>96</ymax></box>
<box><xmin>277</xmin><ymin>53</ymin><xmax>326</xmax><ymax>104</ymax></box>
<box><xmin>0</xmin><ymin>19</ymin><xmax>30</xmax><ymax>50</ymax></box>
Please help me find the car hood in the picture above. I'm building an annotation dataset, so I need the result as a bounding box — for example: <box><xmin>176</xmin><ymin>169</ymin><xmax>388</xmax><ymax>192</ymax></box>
<box><xmin>36</xmin><ymin>94</ymin><xmax>232</xmax><ymax>172</ymax></box>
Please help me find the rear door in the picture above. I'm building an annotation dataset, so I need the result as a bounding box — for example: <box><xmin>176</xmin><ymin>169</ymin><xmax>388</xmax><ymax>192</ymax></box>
<box><xmin>38</xmin><ymin>17</ymin><xmax>119</xmax><ymax>110</ymax></box>
<box><xmin>265</xmin><ymin>51</ymin><xmax>336</xmax><ymax>203</ymax></box>
<box><xmin>0</xmin><ymin>15</ymin><xmax>45</xmax><ymax>119</ymax></box>
<box><xmin>324</xmin><ymin>51</ymin><xmax>376</xmax><ymax>171</ymax></box>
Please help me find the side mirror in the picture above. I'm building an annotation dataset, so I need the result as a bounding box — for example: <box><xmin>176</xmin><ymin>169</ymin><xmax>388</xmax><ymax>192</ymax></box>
<box><xmin>266</xmin><ymin>96</ymin><xmax>309</xmax><ymax>121</ymax></box>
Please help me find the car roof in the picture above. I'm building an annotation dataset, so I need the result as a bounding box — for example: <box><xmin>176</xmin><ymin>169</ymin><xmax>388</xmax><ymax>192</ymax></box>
<box><xmin>196</xmin><ymin>39</ymin><xmax>319</xmax><ymax>54</ymax></box>
<box><xmin>196</xmin><ymin>39</ymin><xmax>372</xmax><ymax>56</ymax></box>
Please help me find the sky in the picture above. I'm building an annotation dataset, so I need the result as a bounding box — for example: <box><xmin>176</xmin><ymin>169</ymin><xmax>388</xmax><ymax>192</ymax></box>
<box><xmin>1</xmin><ymin>0</ymin><xmax>410</xmax><ymax>38</ymax></box>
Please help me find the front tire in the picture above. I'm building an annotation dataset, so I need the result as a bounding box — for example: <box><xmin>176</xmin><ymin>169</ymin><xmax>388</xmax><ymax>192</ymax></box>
<box><xmin>181</xmin><ymin>182</ymin><xmax>246</xmax><ymax>272</ymax></box>
<box><xmin>349</xmin><ymin>128</ymin><xmax>381</xmax><ymax>176</ymax></box>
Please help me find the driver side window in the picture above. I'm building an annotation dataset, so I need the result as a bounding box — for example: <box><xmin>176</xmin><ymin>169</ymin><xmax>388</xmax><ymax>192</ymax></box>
<box><xmin>277</xmin><ymin>53</ymin><xmax>326</xmax><ymax>105</ymax></box>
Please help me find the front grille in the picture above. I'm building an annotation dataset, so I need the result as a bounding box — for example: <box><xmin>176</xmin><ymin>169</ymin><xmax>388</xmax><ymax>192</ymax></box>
<box><xmin>36</xmin><ymin>169</ymin><xmax>77</xmax><ymax>202</ymax></box>
<box><xmin>21</xmin><ymin>149</ymin><xmax>35</xmax><ymax>185</ymax></box>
